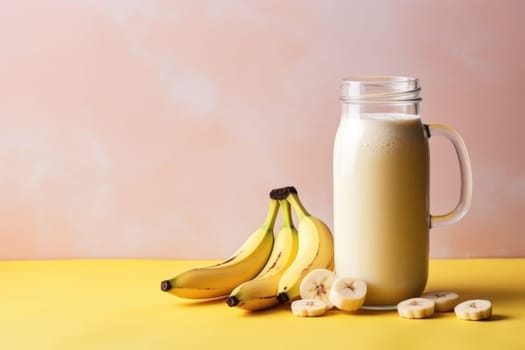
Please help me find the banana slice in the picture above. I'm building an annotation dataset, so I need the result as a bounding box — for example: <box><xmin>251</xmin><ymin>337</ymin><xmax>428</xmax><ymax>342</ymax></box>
<box><xmin>299</xmin><ymin>268</ymin><xmax>336</xmax><ymax>309</ymax></box>
<box><xmin>397</xmin><ymin>298</ymin><xmax>435</xmax><ymax>319</ymax></box>
<box><xmin>329</xmin><ymin>277</ymin><xmax>367</xmax><ymax>311</ymax></box>
<box><xmin>422</xmin><ymin>291</ymin><xmax>459</xmax><ymax>312</ymax></box>
<box><xmin>291</xmin><ymin>299</ymin><xmax>327</xmax><ymax>317</ymax></box>
<box><xmin>454</xmin><ymin>299</ymin><xmax>492</xmax><ymax>321</ymax></box>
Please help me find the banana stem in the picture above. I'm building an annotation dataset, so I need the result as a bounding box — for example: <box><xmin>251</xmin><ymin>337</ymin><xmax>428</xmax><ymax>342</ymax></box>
<box><xmin>262</xmin><ymin>199</ymin><xmax>280</xmax><ymax>230</ymax></box>
<box><xmin>279</xmin><ymin>200</ymin><xmax>294</xmax><ymax>228</ymax></box>
<box><xmin>287</xmin><ymin>192</ymin><xmax>309</xmax><ymax>219</ymax></box>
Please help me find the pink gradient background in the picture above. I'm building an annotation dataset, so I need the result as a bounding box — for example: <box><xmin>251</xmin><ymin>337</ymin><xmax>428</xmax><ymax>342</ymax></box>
<box><xmin>0</xmin><ymin>0</ymin><xmax>523</xmax><ymax>259</ymax></box>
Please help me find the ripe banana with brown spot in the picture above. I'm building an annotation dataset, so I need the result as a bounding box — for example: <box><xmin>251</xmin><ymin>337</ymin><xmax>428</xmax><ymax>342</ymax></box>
<box><xmin>226</xmin><ymin>199</ymin><xmax>299</xmax><ymax>311</ymax></box>
<box><xmin>274</xmin><ymin>186</ymin><xmax>335</xmax><ymax>304</ymax></box>
<box><xmin>160</xmin><ymin>199</ymin><xmax>278</xmax><ymax>299</ymax></box>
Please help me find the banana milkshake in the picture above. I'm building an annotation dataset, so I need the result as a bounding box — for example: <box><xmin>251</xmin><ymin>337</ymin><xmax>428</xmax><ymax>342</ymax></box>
<box><xmin>333</xmin><ymin>113</ymin><xmax>429</xmax><ymax>306</ymax></box>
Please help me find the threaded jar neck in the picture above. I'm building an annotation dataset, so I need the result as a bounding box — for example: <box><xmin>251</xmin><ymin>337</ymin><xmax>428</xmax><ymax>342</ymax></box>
<box><xmin>340</xmin><ymin>76</ymin><xmax>422</xmax><ymax>115</ymax></box>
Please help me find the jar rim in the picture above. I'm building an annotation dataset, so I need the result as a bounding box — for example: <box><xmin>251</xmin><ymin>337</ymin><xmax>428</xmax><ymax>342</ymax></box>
<box><xmin>342</xmin><ymin>75</ymin><xmax>419</xmax><ymax>84</ymax></box>
<box><xmin>340</xmin><ymin>75</ymin><xmax>422</xmax><ymax>103</ymax></box>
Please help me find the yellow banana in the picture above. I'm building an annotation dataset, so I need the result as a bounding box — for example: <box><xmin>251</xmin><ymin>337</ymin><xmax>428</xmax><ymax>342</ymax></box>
<box><xmin>275</xmin><ymin>186</ymin><xmax>334</xmax><ymax>303</ymax></box>
<box><xmin>226</xmin><ymin>199</ymin><xmax>299</xmax><ymax>311</ymax></box>
<box><xmin>160</xmin><ymin>199</ymin><xmax>278</xmax><ymax>299</ymax></box>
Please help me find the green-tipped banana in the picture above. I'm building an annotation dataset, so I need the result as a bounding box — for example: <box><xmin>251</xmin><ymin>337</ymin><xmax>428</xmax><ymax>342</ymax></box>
<box><xmin>226</xmin><ymin>199</ymin><xmax>299</xmax><ymax>311</ymax></box>
<box><xmin>275</xmin><ymin>186</ymin><xmax>334</xmax><ymax>303</ymax></box>
<box><xmin>160</xmin><ymin>199</ymin><xmax>278</xmax><ymax>299</ymax></box>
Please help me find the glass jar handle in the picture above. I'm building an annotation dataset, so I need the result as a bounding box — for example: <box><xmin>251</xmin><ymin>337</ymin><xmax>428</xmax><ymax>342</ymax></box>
<box><xmin>425</xmin><ymin>124</ymin><xmax>473</xmax><ymax>228</ymax></box>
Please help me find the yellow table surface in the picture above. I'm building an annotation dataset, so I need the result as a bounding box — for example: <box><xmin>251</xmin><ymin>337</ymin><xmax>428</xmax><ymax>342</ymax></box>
<box><xmin>1</xmin><ymin>259</ymin><xmax>524</xmax><ymax>349</ymax></box>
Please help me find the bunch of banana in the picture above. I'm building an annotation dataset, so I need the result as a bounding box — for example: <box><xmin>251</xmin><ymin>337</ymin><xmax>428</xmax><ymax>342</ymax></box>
<box><xmin>226</xmin><ymin>199</ymin><xmax>299</xmax><ymax>311</ymax></box>
<box><xmin>160</xmin><ymin>198</ymin><xmax>278</xmax><ymax>299</ymax></box>
<box><xmin>160</xmin><ymin>186</ymin><xmax>335</xmax><ymax>312</ymax></box>
<box><xmin>273</xmin><ymin>186</ymin><xmax>335</xmax><ymax>304</ymax></box>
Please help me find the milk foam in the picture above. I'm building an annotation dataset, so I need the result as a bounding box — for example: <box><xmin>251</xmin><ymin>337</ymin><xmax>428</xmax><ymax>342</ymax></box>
<box><xmin>338</xmin><ymin>113</ymin><xmax>422</xmax><ymax>154</ymax></box>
